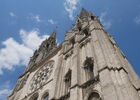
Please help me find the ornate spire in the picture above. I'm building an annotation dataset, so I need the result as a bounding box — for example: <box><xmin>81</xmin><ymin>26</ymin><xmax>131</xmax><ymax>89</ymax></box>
<box><xmin>79</xmin><ymin>8</ymin><xmax>89</xmax><ymax>18</ymax></box>
<box><xmin>48</xmin><ymin>30</ymin><xmax>56</xmax><ymax>43</ymax></box>
<box><xmin>26</xmin><ymin>30</ymin><xmax>57</xmax><ymax>72</ymax></box>
<box><xmin>39</xmin><ymin>30</ymin><xmax>57</xmax><ymax>53</ymax></box>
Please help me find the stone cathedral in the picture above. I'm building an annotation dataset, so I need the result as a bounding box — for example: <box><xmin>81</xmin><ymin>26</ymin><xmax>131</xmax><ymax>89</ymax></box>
<box><xmin>8</xmin><ymin>8</ymin><xmax>140</xmax><ymax>100</ymax></box>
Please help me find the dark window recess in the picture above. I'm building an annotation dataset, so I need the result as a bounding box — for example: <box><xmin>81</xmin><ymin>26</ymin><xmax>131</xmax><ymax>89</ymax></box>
<box><xmin>77</xmin><ymin>19</ymin><xmax>80</xmax><ymax>23</ymax></box>
<box><xmin>46</xmin><ymin>44</ymin><xmax>49</xmax><ymax>48</ymax></box>
<box><xmin>31</xmin><ymin>94</ymin><xmax>39</xmax><ymax>100</ymax></box>
<box><xmin>91</xmin><ymin>16</ymin><xmax>95</xmax><ymax>20</ymax></box>
<box><xmin>83</xmin><ymin>57</ymin><xmax>94</xmax><ymax>72</ymax></box>
<box><xmin>64</xmin><ymin>69</ymin><xmax>72</xmax><ymax>83</ymax></box>
<box><xmin>64</xmin><ymin>69</ymin><xmax>72</xmax><ymax>93</ymax></box>
<box><xmin>77</xmin><ymin>22</ymin><xmax>82</xmax><ymax>31</ymax></box>
<box><xmin>83</xmin><ymin>28</ymin><xmax>89</xmax><ymax>36</ymax></box>
<box><xmin>33</xmin><ymin>97</ymin><xmax>38</xmax><ymax>100</ymax></box>
<box><xmin>43</xmin><ymin>94</ymin><xmax>49</xmax><ymax>100</ymax></box>
<box><xmin>70</xmin><ymin>37</ymin><xmax>75</xmax><ymax>45</ymax></box>
<box><xmin>88</xmin><ymin>92</ymin><xmax>101</xmax><ymax>100</ymax></box>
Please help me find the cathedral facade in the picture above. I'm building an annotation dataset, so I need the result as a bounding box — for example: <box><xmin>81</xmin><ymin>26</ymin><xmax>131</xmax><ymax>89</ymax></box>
<box><xmin>8</xmin><ymin>9</ymin><xmax>140</xmax><ymax>100</ymax></box>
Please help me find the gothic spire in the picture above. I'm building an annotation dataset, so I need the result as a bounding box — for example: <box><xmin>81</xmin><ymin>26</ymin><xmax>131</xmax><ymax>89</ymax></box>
<box><xmin>46</xmin><ymin>29</ymin><xmax>57</xmax><ymax>48</ymax></box>
<box><xmin>26</xmin><ymin>30</ymin><xmax>57</xmax><ymax>72</ymax></box>
<box><xmin>79</xmin><ymin>8</ymin><xmax>89</xmax><ymax>18</ymax></box>
<box><xmin>50</xmin><ymin>29</ymin><xmax>56</xmax><ymax>40</ymax></box>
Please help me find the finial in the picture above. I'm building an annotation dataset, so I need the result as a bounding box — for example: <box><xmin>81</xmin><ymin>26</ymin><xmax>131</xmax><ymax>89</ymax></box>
<box><xmin>51</xmin><ymin>30</ymin><xmax>56</xmax><ymax>39</ymax></box>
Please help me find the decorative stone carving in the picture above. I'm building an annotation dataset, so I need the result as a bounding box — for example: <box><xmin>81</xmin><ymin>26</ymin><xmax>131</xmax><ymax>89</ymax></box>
<box><xmin>81</xmin><ymin>76</ymin><xmax>99</xmax><ymax>88</ymax></box>
<box><xmin>59</xmin><ymin>92</ymin><xmax>70</xmax><ymax>100</ymax></box>
<box><xmin>63</xmin><ymin>41</ymin><xmax>73</xmax><ymax>54</ymax></box>
<box><xmin>64</xmin><ymin>36</ymin><xmax>75</xmax><ymax>54</ymax></box>
<box><xmin>39</xmin><ymin>31</ymin><xmax>56</xmax><ymax>56</ymax></box>
<box><xmin>83</xmin><ymin>57</ymin><xmax>94</xmax><ymax>71</ymax></box>
<box><xmin>80</xmin><ymin>38</ymin><xmax>91</xmax><ymax>48</ymax></box>
<box><xmin>82</xmin><ymin>57</ymin><xmax>94</xmax><ymax>81</ymax></box>
<box><xmin>64</xmin><ymin>69</ymin><xmax>72</xmax><ymax>83</ymax></box>
<box><xmin>77</xmin><ymin>21</ymin><xmax>82</xmax><ymax>31</ymax></box>
<box><xmin>65</xmin><ymin>27</ymin><xmax>78</xmax><ymax>41</ymax></box>
<box><xmin>29</xmin><ymin>61</ymin><xmax>54</xmax><ymax>93</ymax></box>
<box><xmin>64</xmin><ymin>50</ymin><xmax>73</xmax><ymax>60</ymax></box>
<box><xmin>14</xmin><ymin>74</ymin><xmax>29</xmax><ymax>92</ymax></box>
<box><xmin>31</xmin><ymin>50</ymin><xmax>39</xmax><ymax>63</ymax></box>
<box><xmin>27</xmin><ymin>50</ymin><xmax>39</xmax><ymax>71</ymax></box>
<box><xmin>79</xmin><ymin>8</ymin><xmax>89</xmax><ymax>19</ymax></box>
<box><xmin>83</xmin><ymin>27</ymin><xmax>90</xmax><ymax>36</ymax></box>
<box><xmin>26</xmin><ymin>32</ymin><xmax>56</xmax><ymax>72</ymax></box>
<box><xmin>77</xmin><ymin>20</ymin><xmax>89</xmax><ymax>34</ymax></box>
<box><xmin>64</xmin><ymin>69</ymin><xmax>71</xmax><ymax>97</ymax></box>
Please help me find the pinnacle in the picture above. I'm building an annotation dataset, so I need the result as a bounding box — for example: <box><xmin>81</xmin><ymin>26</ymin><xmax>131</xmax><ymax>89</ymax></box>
<box><xmin>79</xmin><ymin>8</ymin><xmax>89</xmax><ymax>18</ymax></box>
<box><xmin>51</xmin><ymin>30</ymin><xmax>56</xmax><ymax>39</ymax></box>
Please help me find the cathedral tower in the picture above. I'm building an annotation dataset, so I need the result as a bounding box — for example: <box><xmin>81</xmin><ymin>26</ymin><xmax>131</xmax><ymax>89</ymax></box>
<box><xmin>8</xmin><ymin>8</ymin><xmax>140</xmax><ymax>100</ymax></box>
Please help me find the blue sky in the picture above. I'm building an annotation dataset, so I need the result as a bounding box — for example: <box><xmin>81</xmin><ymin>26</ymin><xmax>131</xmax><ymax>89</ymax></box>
<box><xmin>0</xmin><ymin>0</ymin><xmax>140</xmax><ymax>99</ymax></box>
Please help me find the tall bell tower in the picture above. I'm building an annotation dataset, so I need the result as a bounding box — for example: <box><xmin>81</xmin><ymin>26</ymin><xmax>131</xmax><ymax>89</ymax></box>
<box><xmin>8</xmin><ymin>8</ymin><xmax>140</xmax><ymax>100</ymax></box>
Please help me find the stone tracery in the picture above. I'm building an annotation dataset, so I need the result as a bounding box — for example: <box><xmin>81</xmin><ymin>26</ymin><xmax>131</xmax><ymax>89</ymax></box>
<box><xmin>29</xmin><ymin>61</ymin><xmax>54</xmax><ymax>93</ymax></box>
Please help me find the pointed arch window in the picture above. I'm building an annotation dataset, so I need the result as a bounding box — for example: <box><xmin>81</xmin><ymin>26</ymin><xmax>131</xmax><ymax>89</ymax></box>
<box><xmin>83</xmin><ymin>28</ymin><xmax>89</xmax><ymax>36</ymax></box>
<box><xmin>83</xmin><ymin>57</ymin><xmax>94</xmax><ymax>79</ymax></box>
<box><xmin>70</xmin><ymin>37</ymin><xmax>75</xmax><ymax>46</ymax></box>
<box><xmin>64</xmin><ymin>69</ymin><xmax>72</xmax><ymax>93</ymax></box>
<box><xmin>77</xmin><ymin>21</ymin><xmax>82</xmax><ymax>31</ymax></box>
<box><xmin>83</xmin><ymin>57</ymin><xmax>94</xmax><ymax>72</ymax></box>
<box><xmin>91</xmin><ymin>16</ymin><xmax>94</xmax><ymax>20</ymax></box>
<box><xmin>88</xmin><ymin>92</ymin><xmax>101</xmax><ymax>100</ymax></box>
<box><xmin>42</xmin><ymin>93</ymin><xmax>49</xmax><ymax>100</ymax></box>
<box><xmin>64</xmin><ymin>69</ymin><xmax>72</xmax><ymax>85</ymax></box>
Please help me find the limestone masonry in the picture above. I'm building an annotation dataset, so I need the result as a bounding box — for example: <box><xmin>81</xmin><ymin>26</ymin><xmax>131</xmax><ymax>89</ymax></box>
<box><xmin>8</xmin><ymin>8</ymin><xmax>140</xmax><ymax>100</ymax></box>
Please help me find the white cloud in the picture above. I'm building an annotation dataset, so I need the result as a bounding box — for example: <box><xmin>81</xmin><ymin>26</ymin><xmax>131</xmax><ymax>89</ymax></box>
<box><xmin>9</xmin><ymin>12</ymin><xmax>16</xmax><ymax>17</ymax></box>
<box><xmin>0</xmin><ymin>89</ymin><xmax>12</xmax><ymax>100</ymax></box>
<box><xmin>0</xmin><ymin>81</ymin><xmax>12</xmax><ymax>100</ymax></box>
<box><xmin>19</xmin><ymin>29</ymin><xmax>48</xmax><ymax>50</ymax></box>
<box><xmin>0</xmin><ymin>29</ymin><xmax>49</xmax><ymax>75</ymax></box>
<box><xmin>0</xmin><ymin>89</ymin><xmax>11</xmax><ymax>96</ymax></box>
<box><xmin>64</xmin><ymin>0</ymin><xmax>79</xmax><ymax>20</ymax></box>
<box><xmin>99</xmin><ymin>12</ymin><xmax>112</xmax><ymax>29</ymax></box>
<box><xmin>28</xmin><ymin>14</ymin><xmax>41</xmax><ymax>23</ymax></box>
<box><xmin>134</xmin><ymin>15</ymin><xmax>140</xmax><ymax>24</ymax></box>
<box><xmin>1</xmin><ymin>81</ymin><xmax>11</xmax><ymax>89</ymax></box>
<box><xmin>33</xmin><ymin>15</ymin><xmax>41</xmax><ymax>22</ymax></box>
<box><xmin>48</xmin><ymin>19</ymin><xmax>57</xmax><ymax>24</ymax></box>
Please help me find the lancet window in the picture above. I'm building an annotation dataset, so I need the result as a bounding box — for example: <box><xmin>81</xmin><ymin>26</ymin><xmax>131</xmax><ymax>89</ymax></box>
<box><xmin>88</xmin><ymin>92</ymin><xmax>101</xmax><ymax>100</ymax></box>
<box><xmin>83</xmin><ymin>57</ymin><xmax>94</xmax><ymax>79</ymax></box>
<box><xmin>64</xmin><ymin>69</ymin><xmax>72</xmax><ymax>92</ymax></box>
<box><xmin>83</xmin><ymin>57</ymin><xmax>94</xmax><ymax>72</ymax></box>
<box><xmin>42</xmin><ymin>93</ymin><xmax>49</xmax><ymax>100</ymax></box>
